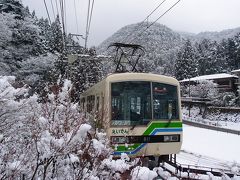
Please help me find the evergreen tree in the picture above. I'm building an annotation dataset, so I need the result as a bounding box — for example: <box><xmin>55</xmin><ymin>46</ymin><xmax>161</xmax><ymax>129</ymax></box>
<box><xmin>226</xmin><ymin>37</ymin><xmax>238</xmax><ymax>70</ymax></box>
<box><xmin>196</xmin><ymin>39</ymin><xmax>219</xmax><ymax>75</ymax></box>
<box><xmin>214</xmin><ymin>40</ymin><xmax>228</xmax><ymax>73</ymax></box>
<box><xmin>0</xmin><ymin>0</ymin><xmax>30</xmax><ymax>18</ymax></box>
<box><xmin>175</xmin><ymin>39</ymin><xmax>198</xmax><ymax>80</ymax></box>
<box><xmin>49</xmin><ymin>15</ymin><xmax>63</xmax><ymax>53</ymax></box>
<box><xmin>37</xmin><ymin>17</ymin><xmax>51</xmax><ymax>52</ymax></box>
<box><xmin>233</xmin><ymin>33</ymin><xmax>240</xmax><ymax>69</ymax></box>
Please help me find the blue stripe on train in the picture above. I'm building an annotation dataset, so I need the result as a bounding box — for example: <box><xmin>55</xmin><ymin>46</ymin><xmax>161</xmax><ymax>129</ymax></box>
<box><xmin>113</xmin><ymin>128</ymin><xmax>183</xmax><ymax>155</ymax></box>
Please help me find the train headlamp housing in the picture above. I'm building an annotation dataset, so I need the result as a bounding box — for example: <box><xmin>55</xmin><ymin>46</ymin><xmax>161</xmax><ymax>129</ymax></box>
<box><xmin>111</xmin><ymin>136</ymin><xmax>129</xmax><ymax>144</ymax></box>
<box><xmin>163</xmin><ymin>135</ymin><xmax>179</xmax><ymax>142</ymax></box>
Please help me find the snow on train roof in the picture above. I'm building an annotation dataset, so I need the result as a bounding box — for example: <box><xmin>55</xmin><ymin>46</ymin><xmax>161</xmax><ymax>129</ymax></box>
<box><xmin>180</xmin><ymin>73</ymin><xmax>238</xmax><ymax>82</ymax></box>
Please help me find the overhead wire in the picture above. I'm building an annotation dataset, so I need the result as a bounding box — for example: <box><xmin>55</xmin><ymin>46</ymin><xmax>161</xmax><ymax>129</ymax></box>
<box><xmin>85</xmin><ymin>0</ymin><xmax>91</xmax><ymax>48</ymax></box>
<box><xmin>64</xmin><ymin>0</ymin><xmax>67</xmax><ymax>34</ymax></box>
<box><xmin>55</xmin><ymin>0</ymin><xmax>59</xmax><ymax>16</ymax></box>
<box><xmin>43</xmin><ymin>0</ymin><xmax>52</xmax><ymax>24</ymax></box>
<box><xmin>130</xmin><ymin>0</ymin><xmax>181</xmax><ymax>44</ymax></box>
<box><xmin>73</xmin><ymin>0</ymin><xmax>80</xmax><ymax>34</ymax></box>
<box><xmin>121</xmin><ymin>0</ymin><xmax>167</xmax><ymax>43</ymax></box>
<box><xmin>59</xmin><ymin>0</ymin><xmax>66</xmax><ymax>51</ymax></box>
<box><xmin>87</xmin><ymin>0</ymin><xmax>95</xmax><ymax>34</ymax></box>
<box><xmin>50</xmin><ymin>0</ymin><xmax>56</xmax><ymax>20</ymax></box>
<box><xmin>85</xmin><ymin>0</ymin><xmax>95</xmax><ymax>48</ymax></box>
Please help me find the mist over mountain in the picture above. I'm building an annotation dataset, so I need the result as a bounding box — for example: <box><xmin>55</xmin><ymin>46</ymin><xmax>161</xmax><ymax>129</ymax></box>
<box><xmin>179</xmin><ymin>27</ymin><xmax>240</xmax><ymax>42</ymax></box>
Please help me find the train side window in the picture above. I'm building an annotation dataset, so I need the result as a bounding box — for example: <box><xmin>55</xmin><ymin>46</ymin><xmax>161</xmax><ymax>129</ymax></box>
<box><xmin>96</xmin><ymin>96</ymin><xmax>100</xmax><ymax>111</ymax></box>
<box><xmin>91</xmin><ymin>96</ymin><xmax>95</xmax><ymax>111</ymax></box>
<box><xmin>87</xmin><ymin>96</ymin><xmax>90</xmax><ymax>112</ymax></box>
<box><xmin>81</xmin><ymin>98</ymin><xmax>85</xmax><ymax>111</ymax></box>
<box><xmin>87</xmin><ymin>95</ymin><xmax>95</xmax><ymax>112</ymax></box>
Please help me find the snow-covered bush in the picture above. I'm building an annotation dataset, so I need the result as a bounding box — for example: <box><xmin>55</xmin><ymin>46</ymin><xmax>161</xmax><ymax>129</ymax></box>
<box><xmin>0</xmin><ymin>76</ymin><xmax>144</xmax><ymax>179</ymax></box>
<box><xmin>189</xmin><ymin>80</ymin><xmax>218</xmax><ymax>100</ymax></box>
<box><xmin>212</xmin><ymin>92</ymin><xmax>238</xmax><ymax>107</ymax></box>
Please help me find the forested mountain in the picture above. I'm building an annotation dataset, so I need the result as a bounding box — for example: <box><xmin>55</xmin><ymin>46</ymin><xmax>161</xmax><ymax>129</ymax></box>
<box><xmin>180</xmin><ymin>27</ymin><xmax>240</xmax><ymax>43</ymax></box>
<box><xmin>98</xmin><ymin>23</ymin><xmax>184</xmax><ymax>75</ymax></box>
<box><xmin>0</xmin><ymin>0</ymin><xmax>60</xmax><ymax>87</ymax></box>
<box><xmin>98</xmin><ymin>22</ymin><xmax>240</xmax><ymax>80</ymax></box>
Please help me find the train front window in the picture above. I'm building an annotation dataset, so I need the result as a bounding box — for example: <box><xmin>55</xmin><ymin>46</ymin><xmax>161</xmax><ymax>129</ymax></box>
<box><xmin>111</xmin><ymin>81</ymin><xmax>152</xmax><ymax>126</ymax></box>
<box><xmin>152</xmin><ymin>82</ymin><xmax>179</xmax><ymax>120</ymax></box>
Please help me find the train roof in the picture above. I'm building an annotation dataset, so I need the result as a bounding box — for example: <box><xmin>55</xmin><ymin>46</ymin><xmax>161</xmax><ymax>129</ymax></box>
<box><xmin>81</xmin><ymin>73</ymin><xmax>179</xmax><ymax>96</ymax></box>
<box><xmin>105</xmin><ymin>73</ymin><xmax>178</xmax><ymax>84</ymax></box>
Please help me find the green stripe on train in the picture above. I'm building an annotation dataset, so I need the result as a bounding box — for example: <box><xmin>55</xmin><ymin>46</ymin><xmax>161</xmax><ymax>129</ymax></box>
<box><xmin>115</xmin><ymin>121</ymin><xmax>182</xmax><ymax>152</ymax></box>
<box><xmin>143</xmin><ymin>121</ymin><xmax>182</xmax><ymax>135</ymax></box>
<box><xmin>116</xmin><ymin>143</ymin><xmax>140</xmax><ymax>151</ymax></box>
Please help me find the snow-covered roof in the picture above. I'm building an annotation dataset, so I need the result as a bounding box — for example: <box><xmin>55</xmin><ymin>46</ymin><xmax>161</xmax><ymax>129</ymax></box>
<box><xmin>231</xmin><ymin>69</ymin><xmax>240</xmax><ymax>73</ymax></box>
<box><xmin>180</xmin><ymin>73</ymin><xmax>238</xmax><ymax>82</ymax></box>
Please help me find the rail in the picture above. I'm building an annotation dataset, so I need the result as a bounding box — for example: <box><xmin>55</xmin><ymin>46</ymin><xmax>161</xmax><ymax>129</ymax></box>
<box><xmin>159</xmin><ymin>160</ymin><xmax>240</xmax><ymax>179</ymax></box>
<box><xmin>183</xmin><ymin>119</ymin><xmax>240</xmax><ymax>135</ymax></box>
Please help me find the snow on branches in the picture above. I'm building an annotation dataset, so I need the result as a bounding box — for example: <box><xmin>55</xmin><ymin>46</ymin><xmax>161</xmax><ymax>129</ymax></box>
<box><xmin>0</xmin><ymin>76</ymin><xmax>144</xmax><ymax>179</ymax></box>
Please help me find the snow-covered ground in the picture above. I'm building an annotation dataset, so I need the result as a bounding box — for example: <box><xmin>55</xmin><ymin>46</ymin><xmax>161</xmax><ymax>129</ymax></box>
<box><xmin>178</xmin><ymin>125</ymin><xmax>240</xmax><ymax>169</ymax></box>
<box><xmin>182</xmin><ymin>106</ymin><xmax>240</xmax><ymax>131</ymax></box>
<box><xmin>177</xmin><ymin>150</ymin><xmax>237</xmax><ymax>170</ymax></box>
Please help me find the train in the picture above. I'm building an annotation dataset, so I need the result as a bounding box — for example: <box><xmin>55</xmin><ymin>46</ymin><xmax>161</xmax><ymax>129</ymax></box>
<box><xmin>80</xmin><ymin>72</ymin><xmax>183</xmax><ymax>160</ymax></box>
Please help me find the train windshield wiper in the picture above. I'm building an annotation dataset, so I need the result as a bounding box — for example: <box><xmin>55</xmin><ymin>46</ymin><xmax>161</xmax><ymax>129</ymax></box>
<box><xmin>130</xmin><ymin>124</ymin><xmax>137</xmax><ymax>130</ymax></box>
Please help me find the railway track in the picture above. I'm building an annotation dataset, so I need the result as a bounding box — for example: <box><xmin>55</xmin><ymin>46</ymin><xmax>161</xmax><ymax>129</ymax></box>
<box><xmin>158</xmin><ymin>160</ymin><xmax>240</xmax><ymax>179</ymax></box>
<box><xmin>183</xmin><ymin>119</ymin><xmax>240</xmax><ymax>135</ymax></box>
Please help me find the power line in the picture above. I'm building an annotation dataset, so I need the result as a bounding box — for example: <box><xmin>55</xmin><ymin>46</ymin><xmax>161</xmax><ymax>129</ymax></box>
<box><xmin>59</xmin><ymin>0</ymin><xmax>66</xmax><ymax>51</ymax></box>
<box><xmin>55</xmin><ymin>0</ymin><xmax>59</xmax><ymax>16</ymax></box>
<box><xmin>85</xmin><ymin>0</ymin><xmax>91</xmax><ymax>48</ymax></box>
<box><xmin>59</xmin><ymin>0</ymin><xmax>65</xmax><ymax>34</ymax></box>
<box><xmin>73</xmin><ymin>0</ymin><xmax>79</xmax><ymax>34</ymax></box>
<box><xmin>130</xmin><ymin>0</ymin><xmax>181</xmax><ymax>44</ymax></box>
<box><xmin>87</xmin><ymin>0</ymin><xmax>95</xmax><ymax>36</ymax></box>
<box><xmin>122</xmin><ymin>0</ymin><xmax>167</xmax><ymax>43</ymax></box>
<box><xmin>85</xmin><ymin>0</ymin><xmax>95</xmax><ymax>48</ymax></box>
<box><xmin>43</xmin><ymin>0</ymin><xmax>52</xmax><ymax>24</ymax></box>
<box><xmin>62</xmin><ymin>0</ymin><xmax>67</xmax><ymax>34</ymax></box>
<box><xmin>50</xmin><ymin>0</ymin><xmax>56</xmax><ymax>20</ymax></box>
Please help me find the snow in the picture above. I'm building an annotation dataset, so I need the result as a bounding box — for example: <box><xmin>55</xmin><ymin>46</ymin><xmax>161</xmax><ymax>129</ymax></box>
<box><xmin>231</xmin><ymin>69</ymin><xmax>240</xmax><ymax>73</ymax></box>
<box><xmin>182</xmin><ymin>106</ymin><xmax>240</xmax><ymax>131</ymax></box>
<box><xmin>131</xmin><ymin>166</ymin><xmax>158</xmax><ymax>180</ymax></box>
<box><xmin>0</xmin><ymin>134</ymin><xmax>3</xmax><ymax>142</ymax></box>
<box><xmin>92</xmin><ymin>139</ymin><xmax>106</xmax><ymax>155</ymax></box>
<box><xmin>180</xmin><ymin>73</ymin><xmax>238</xmax><ymax>82</ymax></box>
<box><xmin>181</xmin><ymin>124</ymin><xmax>240</xmax><ymax>163</ymax></box>
<box><xmin>73</xmin><ymin>124</ymin><xmax>91</xmax><ymax>143</ymax></box>
<box><xmin>68</xmin><ymin>154</ymin><xmax>79</xmax><ymax>163</ymax></box>
<box><xmin>102</xmin><ymin>155</ymin><xmax>132</xmax><ymax>173</ymax></box>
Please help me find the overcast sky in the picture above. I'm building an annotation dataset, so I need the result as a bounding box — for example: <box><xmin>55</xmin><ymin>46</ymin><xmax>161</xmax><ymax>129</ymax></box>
<box><xmin>21</xmin><ymin>0</ymin><xmax>240</xmax><ymax>47</ymax></box>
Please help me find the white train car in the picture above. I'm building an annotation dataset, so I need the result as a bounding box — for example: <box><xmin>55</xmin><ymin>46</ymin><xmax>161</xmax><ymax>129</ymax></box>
<box><xmin>80</xmin><ymin>73</ymin><xmax>183</xmax><ymax>158</ymax></box>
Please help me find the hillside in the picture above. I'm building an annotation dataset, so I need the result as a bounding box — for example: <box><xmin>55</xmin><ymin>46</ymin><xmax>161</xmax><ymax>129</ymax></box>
<box><xmin>180</xmin><ymin>27</ymin><xmax>240</xmax><ymax>42</ymax></box>
<box><xmin>0</xmin><ymin>0</ymin><xmax>59</xmax><ymax>86</ymax></box>
<box><xmin>98</xmin><ymin>22</ymin><xmax>240</xmax><ymax>76</ymax></box>
<box><xmin>98</xmin><ymin>22</ymin><xmax>184</xmax><ymax>75</ymax></box>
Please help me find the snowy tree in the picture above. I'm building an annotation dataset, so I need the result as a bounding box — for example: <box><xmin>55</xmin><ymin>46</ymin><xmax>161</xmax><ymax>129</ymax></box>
<box><xmin>67</xmin><ymin>55</ymin><xmax>103</xmax><ymax>101</ymax></box>
<box><xmin>175</xmin><ymin>39</ymin><xmax>198</xmax><ymax>80</ymax></box>
<box><xmin>0</xmin><ymin>76</ymin><xmax>145</xmax><ymax>179</ymax></box>
<box><xmin>0</xmin><ymin>0</ymin><xmax>27</xmax><ymax>18</ymax></box>
<box><xmin>196</xmin><ymin>39</ymin><xmax>220</xmax><ymax>75</ymax></box>
<box><xmin>225</xmin><ymin>38</ymin><xmax>238</xmax><ymax>71</ymax></box>
<box><xmin>233</xmin><ymin>32</ymin><xmax>240</xmax><ymax>69</ymax></box>
<box><xmin>189</xmin><ymin>80</ymin><xmax>218</xmax><ymax>99</ymax></box>
<box><xmin>49</xmin><ymin>15</ymin><xmax>64</xmax><ymax>53</ymax></box>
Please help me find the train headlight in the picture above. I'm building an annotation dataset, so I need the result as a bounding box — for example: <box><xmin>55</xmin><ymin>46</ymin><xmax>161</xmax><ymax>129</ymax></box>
<box><xmin>111</xmin><ymin>136</ymin><xmax>129</xmax><ymax>144</ymax></box>
<box><xmin>164</xmin><ymin>135</ymin><xmax>179</xmax><ymax>142</ymax></box>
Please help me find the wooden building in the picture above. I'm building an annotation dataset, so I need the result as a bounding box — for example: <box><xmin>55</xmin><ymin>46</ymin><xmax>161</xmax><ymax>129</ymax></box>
<box><xmin>179</xmin><ymin>73</ymin><xmax>238</xmax><ymax>93</ymax></box>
